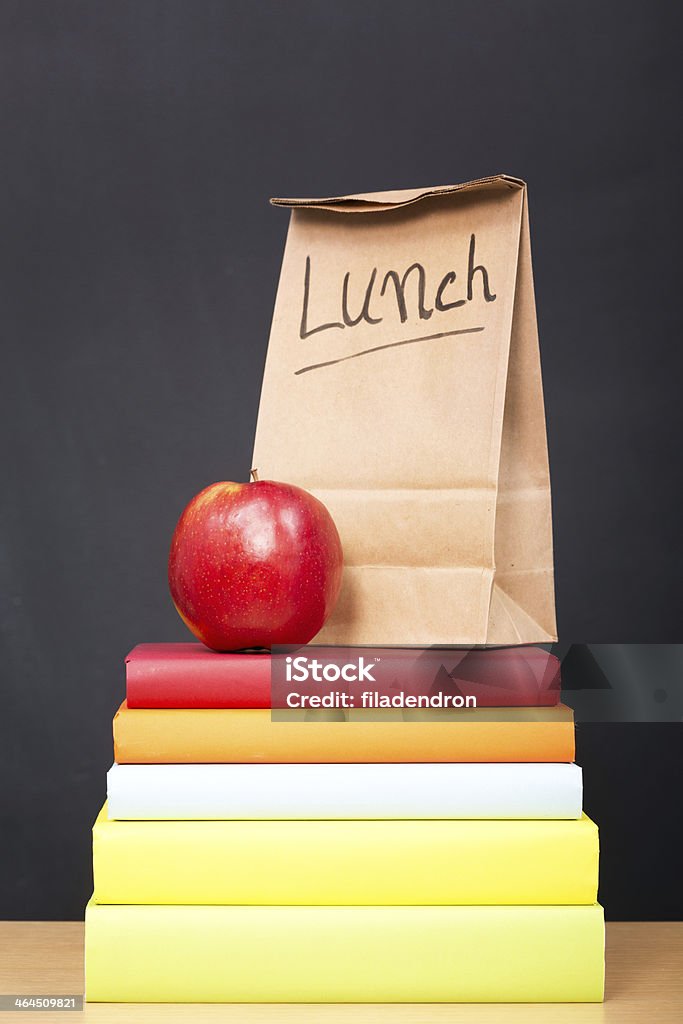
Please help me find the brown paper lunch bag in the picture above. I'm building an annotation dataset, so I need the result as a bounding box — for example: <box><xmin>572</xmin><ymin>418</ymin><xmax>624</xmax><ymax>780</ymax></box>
<box><xmin>252</xmin><ymin>175</ymin><xmax>557</xmax><ymax>645</ymax></box>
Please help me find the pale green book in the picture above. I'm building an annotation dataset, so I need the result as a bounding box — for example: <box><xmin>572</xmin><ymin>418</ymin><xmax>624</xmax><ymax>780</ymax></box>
<box><xmin>85</xmin><ymin>901</ymin><xmax>605</xmax><ymax>1003</ymax></box>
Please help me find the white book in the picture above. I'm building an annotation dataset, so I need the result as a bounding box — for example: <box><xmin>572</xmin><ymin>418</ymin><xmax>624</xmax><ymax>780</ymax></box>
<box><xmin>107</xmin><ymin>761</ymin><xmax>583</xmax><ymax>820</ymax></box>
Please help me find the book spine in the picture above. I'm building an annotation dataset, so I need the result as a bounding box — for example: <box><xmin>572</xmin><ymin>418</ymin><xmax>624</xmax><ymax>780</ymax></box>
<box><xmin>92</xmin><ymin>812</ymin><xmax>599</xmax><ymax>906</ymax></box>
<box><xmin>112</xmin><ymin>705</ymin><xmax>576</xmax><ymax>764</ymax></box>
<box><xmin>85</xmin><ymin>902</ymin><xmax>605</xmax><ymax>1003</ymax></box>
<box><xmin>106</xmin><ymin>762</ymin><xmax>584</xmax><ymax>820</ymax></box>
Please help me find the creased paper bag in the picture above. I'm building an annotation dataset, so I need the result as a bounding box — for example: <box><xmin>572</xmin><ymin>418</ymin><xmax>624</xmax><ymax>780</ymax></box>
<box><xmin>253</xmin><ymin>175</ymin><xmax>557</xmax><ymax>645</ymax></box>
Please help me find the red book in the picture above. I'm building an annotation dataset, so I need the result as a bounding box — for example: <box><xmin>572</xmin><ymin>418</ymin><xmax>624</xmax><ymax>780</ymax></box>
<box><xmin>125</xmin><ymin>644</ymin><xmax>271</xmax><ymax>709</ymax></box>
<box><xmin>126</xmin><ymin>643</ymin><xmax>560</xmax><ymax>710</ymax></box>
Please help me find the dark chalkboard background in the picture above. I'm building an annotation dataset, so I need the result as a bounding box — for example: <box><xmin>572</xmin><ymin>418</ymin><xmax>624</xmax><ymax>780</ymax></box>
<box><xmin>1</xmin><ymin>1</ymin><xmax>682</xmax><ymax>920</ymax></box>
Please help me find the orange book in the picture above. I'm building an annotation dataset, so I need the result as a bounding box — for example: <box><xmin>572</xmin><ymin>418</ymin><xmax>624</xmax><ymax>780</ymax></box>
<box><xmin>113</xmin><ymin>703</ymin><xmax>575</xmax><ymax>764</ymax></box>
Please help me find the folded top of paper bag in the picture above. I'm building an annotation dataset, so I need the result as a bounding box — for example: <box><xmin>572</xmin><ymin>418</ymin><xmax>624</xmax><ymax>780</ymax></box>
<box><xmin>271</xmin><ymin>174</ymin><xmax>524</xmax><ymax>212</ymax></box>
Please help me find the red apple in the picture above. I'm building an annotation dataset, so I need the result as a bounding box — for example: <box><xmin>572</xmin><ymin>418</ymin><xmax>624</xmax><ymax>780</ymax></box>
<box><xmin>168</xmin><ymin>477</ymin><xmax>343</xmax><ymax>650</ymax></box>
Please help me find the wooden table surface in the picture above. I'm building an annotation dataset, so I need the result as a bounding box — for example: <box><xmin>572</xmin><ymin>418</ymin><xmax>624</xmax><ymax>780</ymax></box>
<box><xmin>0</xmin><ymin>921</ymin><xmax>681</xmax><ymax>1023</ymax></box>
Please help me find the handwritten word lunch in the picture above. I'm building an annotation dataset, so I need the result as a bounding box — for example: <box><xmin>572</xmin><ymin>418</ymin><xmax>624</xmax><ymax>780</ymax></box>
<box><xmin>300</xmin><ymin>233</ymin><xmax>497</xmax><ymax>340</ymax></box>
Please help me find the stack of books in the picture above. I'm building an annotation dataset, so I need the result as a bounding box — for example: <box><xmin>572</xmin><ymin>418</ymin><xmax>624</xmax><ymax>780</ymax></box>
<box><xmin>85</xmin><ymin>643</ymin><xmax>605</xmax><ymax>1002</ymax></box>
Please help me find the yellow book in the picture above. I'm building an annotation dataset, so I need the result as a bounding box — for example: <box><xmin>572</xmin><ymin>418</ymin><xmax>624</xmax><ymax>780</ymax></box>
<box><xmin>85</xmin><ymin>901</ymin><xmax>605</xmax><ymax>1002</ymax></box>
<box><xmin>92</xmin><ymin>804</ymin><xmax>599</xmax><ymax>905</ymax></box>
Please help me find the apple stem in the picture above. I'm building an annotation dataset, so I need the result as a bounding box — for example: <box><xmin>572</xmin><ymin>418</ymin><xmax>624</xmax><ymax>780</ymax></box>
<box><xmin>250</xmin><ymin>468</ymin><xmax>259</xmax><ymax>482</ymax></box>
